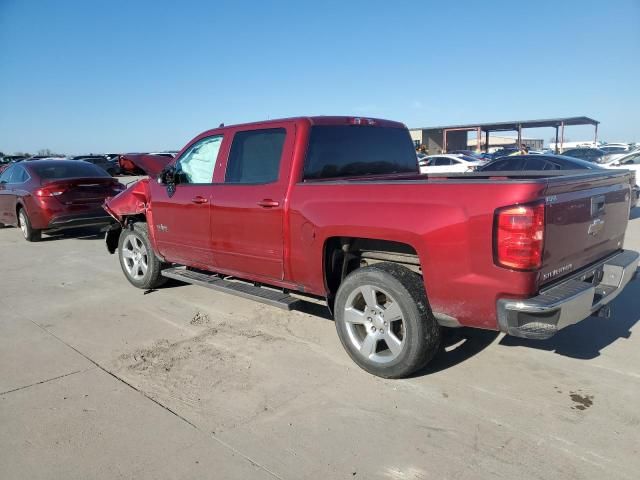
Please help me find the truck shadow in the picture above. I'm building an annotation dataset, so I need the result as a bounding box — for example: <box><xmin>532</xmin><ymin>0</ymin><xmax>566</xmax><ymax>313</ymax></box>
<box><xmin>412</xmin><ymin>328</ymin><xmax>500</xmax><ymax>376</ymax></box>
<box><xmin>630</xmin><ymin>207</ymin><xmax>640</xmax><ymax>221</ymax></box>
<box><xmin>498</xmin><ymin>272</ymin><xmax>640</xmax><ymax>359</ymax></box>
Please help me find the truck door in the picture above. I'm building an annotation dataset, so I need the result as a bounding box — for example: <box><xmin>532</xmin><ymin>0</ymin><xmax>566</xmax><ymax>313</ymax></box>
<box><xmin>149</xmin><ymin>135</ymin><xmax>224</xmax><ymax>268</ymax></box>
<box><xmin>210</xmin><ymin>124</ymin><xmax>295</xmax><ymax>281</ymax></box>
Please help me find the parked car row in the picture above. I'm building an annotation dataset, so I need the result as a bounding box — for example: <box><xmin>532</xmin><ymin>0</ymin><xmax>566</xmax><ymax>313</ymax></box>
<box><xmin>0</xmin><ymin>152</ymin><xmax>177</xmax><ymax>177</ymax></box>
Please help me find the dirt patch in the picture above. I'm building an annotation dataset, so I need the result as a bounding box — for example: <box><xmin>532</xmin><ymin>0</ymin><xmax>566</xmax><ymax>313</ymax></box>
<box><xmin>190</xmin><ymin>311</ymin><xmax>210</xmax><ymax>326</ymax></box>
<box><xmin>569</xmin><ymin>391</ymin><xmax>594</xmax><ymax>411</ymax></box>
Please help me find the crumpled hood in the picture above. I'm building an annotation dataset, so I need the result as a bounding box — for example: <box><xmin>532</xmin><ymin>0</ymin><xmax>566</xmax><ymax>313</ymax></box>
<box><xmin>119</xmin><ymin>154</ymin><xmax>173</xmax><ymax>176</ymax></box>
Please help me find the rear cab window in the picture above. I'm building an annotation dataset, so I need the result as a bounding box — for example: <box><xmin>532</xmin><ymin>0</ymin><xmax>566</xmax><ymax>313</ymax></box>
<box><xmin>225</xmin><ymin>128</ymin><xmax>286</xmax><ymax>184</ymax></box>
<box><xmin>303</xmin><ymin>125</ymin><xmax>418</xmax><ymax>180</ymax></box>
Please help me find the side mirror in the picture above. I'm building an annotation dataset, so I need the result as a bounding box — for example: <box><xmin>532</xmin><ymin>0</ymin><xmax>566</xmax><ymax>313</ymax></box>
<box><xmin>157</xmin><ymin>165</ymin><xmax>176</xmax><ymax>184</ymax></box>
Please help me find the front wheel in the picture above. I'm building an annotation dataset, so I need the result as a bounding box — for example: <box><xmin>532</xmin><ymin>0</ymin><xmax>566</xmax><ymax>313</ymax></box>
<box><xmin>118</xmin><ymin>222</ymin><xmax>167</xmax><ymax>289</ymax></box>
<box><xmin>334</xmin><ymin>263</ymin><xmax>441</xmax><ymax>378</ymax></box>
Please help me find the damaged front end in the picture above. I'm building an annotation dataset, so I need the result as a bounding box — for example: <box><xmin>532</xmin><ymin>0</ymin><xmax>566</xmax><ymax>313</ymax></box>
<box><xmin>103</xmin><ymin>179</ymin><xmax>151</xmax><ymax>253</ymax></box>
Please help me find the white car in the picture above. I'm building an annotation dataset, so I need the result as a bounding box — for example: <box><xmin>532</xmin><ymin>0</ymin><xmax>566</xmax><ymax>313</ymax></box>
<box><xmin>602</xmin><ymin>149</ymin><xmax>640</xmax><ymax>174</ymax></box>
<box><xmin>419</xmin><ymin>154</ymin><xmax>482</xmax><ymax>174</ymax></box>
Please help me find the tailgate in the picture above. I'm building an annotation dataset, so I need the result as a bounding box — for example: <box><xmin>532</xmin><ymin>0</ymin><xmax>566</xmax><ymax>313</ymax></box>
<box><xmin>540</xmin><ymin>171</ymin><xmax>632</xmax><ymax>287</ymax></box>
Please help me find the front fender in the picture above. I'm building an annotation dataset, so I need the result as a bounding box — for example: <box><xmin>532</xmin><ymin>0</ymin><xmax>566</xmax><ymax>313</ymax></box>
<box><xmin>103</xmin><ymin>178</ymin><xmax>151</xmax><ymax>222</ymax></box>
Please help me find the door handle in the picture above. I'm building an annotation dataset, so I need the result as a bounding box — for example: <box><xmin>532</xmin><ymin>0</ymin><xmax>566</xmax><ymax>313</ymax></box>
<box><xmin>191</xmin><ymin>196</ymin><xmax>208</xmax><ymax>204</ymax></box>
<box><xmin>257</xmin><ymin>199</ymin><xmax>279</xmax><ymax>208</ymax></box>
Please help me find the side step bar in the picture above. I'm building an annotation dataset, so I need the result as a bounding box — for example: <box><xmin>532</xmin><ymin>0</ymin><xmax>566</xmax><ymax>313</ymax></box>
<box><xmin>161</xmin><ymin>267</ymin><xmax>301</xmax><ymax>311</ymax></box>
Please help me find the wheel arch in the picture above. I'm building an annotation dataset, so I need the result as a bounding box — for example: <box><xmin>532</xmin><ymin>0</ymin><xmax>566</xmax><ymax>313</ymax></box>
<box><xmin>322</xmin><ymin>236</ymin><xmax>422</xmax><ymax>308</ymax></box>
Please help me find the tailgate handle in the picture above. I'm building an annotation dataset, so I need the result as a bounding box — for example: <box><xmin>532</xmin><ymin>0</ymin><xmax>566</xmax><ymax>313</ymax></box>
<box><xmin>191</xmin><ymin>196</ymin><xmax>208</xmax><ymax>204</ymax></box>
<box><xmin>591</xmin><ymin>195</ymin><xmax>606</xmax><ymax>217</ymax></box>
<box><xmin>257</xmin><ymin>199</ymin><xmax>279</xmax><ymax>208</ymax></box>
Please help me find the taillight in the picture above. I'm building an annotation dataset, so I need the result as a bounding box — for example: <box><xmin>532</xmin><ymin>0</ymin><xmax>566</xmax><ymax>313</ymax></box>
<box><xmin>494</xmin><ymin>203</ymin><xmax>545</xmax><ymax>270</ymax></box>
<box><xmin>35</xmin><ymin>186</ymin><xmax>67</xmax><ymax>197</ymax></box>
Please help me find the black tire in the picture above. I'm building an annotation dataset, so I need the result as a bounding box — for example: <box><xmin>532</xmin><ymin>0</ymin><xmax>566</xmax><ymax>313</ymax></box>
<box><xmin>17</xmin><ymin>208</ymin><xmax>41</xmax><ymax>242</ymax></box>
<box><xmin>334</xmin><ymin>262</ymin><xmax>441</xmax><ymax>378</ymax></box>
<box><xmin>117</xmin><ymin>222</ymin><xmax>167</xmax><ymax>289</ymax></box>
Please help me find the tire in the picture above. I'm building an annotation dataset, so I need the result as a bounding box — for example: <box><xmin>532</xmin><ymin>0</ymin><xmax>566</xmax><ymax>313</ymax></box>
<box><xmin>118</xmin><ymin>222</ymin><xmax>167</xmax><ymax>289</ymax></box>
<box><xmin>334</xmin><ymin>262</ymin><xmax>441</xmax><ymax>378</ymax></box>
<box><xmin>18</xmin><ymin>208</ymin><xmax>41</xmax><ymax>242</ymax></box>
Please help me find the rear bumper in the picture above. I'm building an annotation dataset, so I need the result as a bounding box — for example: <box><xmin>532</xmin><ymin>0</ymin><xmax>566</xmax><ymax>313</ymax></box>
<box><xmin>47</xmin><ymin>213</ymin><xmax>115</xmax><ymax>230</ymax></box>
<box><xmin>497</xmin><ymin>250</ymin><xmax>639</xmax><ymax>339</ymax></box>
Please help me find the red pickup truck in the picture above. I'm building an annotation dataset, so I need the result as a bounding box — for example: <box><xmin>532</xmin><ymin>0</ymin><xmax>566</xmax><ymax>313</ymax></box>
<box><xmin>104</xmin><ymin>116</ymin><xmax>639</xmax><ymax>378</ymax></box>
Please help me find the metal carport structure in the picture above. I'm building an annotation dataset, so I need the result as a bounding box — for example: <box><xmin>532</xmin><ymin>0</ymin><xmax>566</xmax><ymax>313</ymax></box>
<box><xmin>411</xmin><ymin>116</ymin><xmax>600</xmax><ymax>154</ymax></box>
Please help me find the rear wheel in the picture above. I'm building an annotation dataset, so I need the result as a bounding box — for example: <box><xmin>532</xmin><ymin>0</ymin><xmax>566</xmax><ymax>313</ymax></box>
<box><xmin>18</xmin><ymin>208</ymin><xmax>41</xmax><ymax>242</ymax></box>
<box><xmin>118</xmin><ymin>222</ymin><xmax>167</xmax><ymax>289</ymax></box>
<box><xmin>334</xmin><ymin>263</ymin><xmax>441</xmax><ymax>378</ymax></box>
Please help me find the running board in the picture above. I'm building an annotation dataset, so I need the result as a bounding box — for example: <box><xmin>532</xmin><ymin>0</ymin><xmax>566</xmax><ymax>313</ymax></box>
<box><xmin>161</xmin><ymin>267</ymin><xmax>301</xmax><ymax>311</ymax></box>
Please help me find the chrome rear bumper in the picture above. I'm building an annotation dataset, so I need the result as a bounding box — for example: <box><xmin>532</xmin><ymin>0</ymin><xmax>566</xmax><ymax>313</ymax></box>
<box><xmin>497</xmin><ymin>250</ymin><xmax>639</xmax><ymax>339</ymax></box>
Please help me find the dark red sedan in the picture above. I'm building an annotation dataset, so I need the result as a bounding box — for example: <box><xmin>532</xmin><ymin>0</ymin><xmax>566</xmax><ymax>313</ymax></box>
<box><xmin>0</xmin><ymin>159</ymin><xmax>126</xmax><ymax>241</ymax></box>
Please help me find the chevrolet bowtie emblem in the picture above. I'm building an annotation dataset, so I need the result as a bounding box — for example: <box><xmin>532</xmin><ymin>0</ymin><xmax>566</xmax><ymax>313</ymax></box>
<box><xmin>588</xmin><ymin>218</ymin><xmax>605</xmax><ymax>236</ymax></box>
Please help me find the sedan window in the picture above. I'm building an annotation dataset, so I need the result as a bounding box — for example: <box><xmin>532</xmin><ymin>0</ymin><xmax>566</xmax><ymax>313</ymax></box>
<box><xmin>0</xmin><ymin>166</ymin><xmax>14</xmax><ymax>183</ymax></box>
<box><xmin>432</xmin><ymin>157</ymin><xmax>452</xmax><ymax>166</ymax></box>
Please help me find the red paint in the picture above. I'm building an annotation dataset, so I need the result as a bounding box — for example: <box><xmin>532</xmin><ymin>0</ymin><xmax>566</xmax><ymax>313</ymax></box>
<box><xmin>118</xmin><ymin>154</ymin><xmax>173</xmax><ymax>176</ymax></box>
<box><xmin>104</xmin><ymin>117</ymin><xmax>634</xmax><ymax>331</ymax></box>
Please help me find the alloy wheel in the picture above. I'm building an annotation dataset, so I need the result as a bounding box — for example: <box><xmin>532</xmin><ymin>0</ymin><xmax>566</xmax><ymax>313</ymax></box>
<box><xmin>343</xmin><ymin>285</ymin><xmax>406</xmax><ymax>364</ymax></box>
<box><xmin>121</xmin><ymin>234</ymin><xmax>149</xmax><ymax>280</ymax></box>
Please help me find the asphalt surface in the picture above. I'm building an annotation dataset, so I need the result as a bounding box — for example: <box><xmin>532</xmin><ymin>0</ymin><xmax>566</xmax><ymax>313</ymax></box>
<box><xmin>1</xmin><ymin>187</ymin><xmax>639</xmax><ymax>479</ymax></box>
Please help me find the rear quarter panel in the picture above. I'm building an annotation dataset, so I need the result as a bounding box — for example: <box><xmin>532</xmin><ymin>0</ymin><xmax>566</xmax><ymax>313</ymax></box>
<box><xmin>288</xmin><ymin>179</ymin><xmax>546</xmax><ymax>329</ymax></box>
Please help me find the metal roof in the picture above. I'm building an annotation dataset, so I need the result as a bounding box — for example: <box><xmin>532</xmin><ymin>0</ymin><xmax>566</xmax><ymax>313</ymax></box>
<box><xmin>411</xmin><ymin>116</ymin><xmax>599</xmax><ymax>132</ymax></box>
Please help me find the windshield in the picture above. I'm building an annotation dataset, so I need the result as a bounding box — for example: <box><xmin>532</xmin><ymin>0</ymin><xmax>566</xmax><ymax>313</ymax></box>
<box><xmin>303</xmin><ymin>126</ymin><xmax>418</xmax><ymax>180</ymax></box>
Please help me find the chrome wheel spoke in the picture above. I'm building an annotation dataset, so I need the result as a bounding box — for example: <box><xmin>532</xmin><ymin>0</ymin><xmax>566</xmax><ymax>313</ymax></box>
<box><xmin>344</xmin><ymin>307</ymin><xmax>366</xmax><ymax>325</ymax></box>
<box><xmin>384</xmin><ymin>331</ymin><xmax>403</xmax><ymax>356</ymax></box>
<box><xmin>383</xmin><ymin>302</ymin><xmax>402</xmax><ymax>322</ymax></box>
<box><xmin>121</xmin><ymin>249</ymin><xmax>134</xmax><ymax>259</ymax></box>
<box><xmin>359</xmin><ymin>285</ymin><xmax>379</xmax><ymax>309</ymax></box>
<box><xmin>359</xmin><ymin>334</ymin><xmax>378</xmax><ymax>358</ymax></box>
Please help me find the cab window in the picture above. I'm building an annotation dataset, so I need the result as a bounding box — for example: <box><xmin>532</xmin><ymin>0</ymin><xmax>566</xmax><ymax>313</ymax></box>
<box><xmin>225</xmin><ymin>128</ymin><xmax>286</xmax><ymax>184</ymax></box>
<box><xmin>176</xmin><ymin>135</ymin><xmax>223</xmax><ymax>184</ymax></box>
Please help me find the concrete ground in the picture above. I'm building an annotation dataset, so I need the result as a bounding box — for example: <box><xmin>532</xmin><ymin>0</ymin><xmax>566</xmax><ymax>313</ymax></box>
<box><xmin>1</xmin><ymin>192</ymin><xmax>639</xmax><ymax>479</ymax></box>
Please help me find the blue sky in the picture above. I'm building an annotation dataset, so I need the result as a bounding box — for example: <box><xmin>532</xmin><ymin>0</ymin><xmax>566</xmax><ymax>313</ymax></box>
<box><xmin>0</xmin><ymin>0</ymin><xmax>638</xmax><ymax>154</ymax></box>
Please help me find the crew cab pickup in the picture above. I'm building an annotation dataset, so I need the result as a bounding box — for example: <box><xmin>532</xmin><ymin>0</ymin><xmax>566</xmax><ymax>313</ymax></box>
<box><xmin>104</xmin><ymin>116</ymin><xmax>639</xmax><ymax>378</ymax></box>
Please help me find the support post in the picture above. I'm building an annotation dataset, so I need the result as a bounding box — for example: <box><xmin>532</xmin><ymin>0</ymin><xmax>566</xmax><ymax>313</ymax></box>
<box><xmin>560</xmin><ymin>121</ymin><xmax>565</xmax><ymax>152</ymax></box>
<box><xmin>476</xmin><ymin>127</ymin><xmax>481</xmax><ymax>152</ymax></box>
<box><xmin>485</xmin><ymin>130</ymin><xmax>489</xmax><ymax>152</ymax></box>
<box><xmin>517</xmin><ymin>124</ymin><xmax>522</xmax><ymax>148</ymax></box>
<box><xmin>443</xmin><ymin>129</ymin><xmax>447</xmax><ymax>153</ymax></box>
<box><xmin>555</xmin><ymin>126</ymin><xmax>559</xmax><ymax>154</ymax></box>
<box><xmin>594</xmin><ymin>123</ymin><xmax>599</xmax><ymax>147</ymax></box>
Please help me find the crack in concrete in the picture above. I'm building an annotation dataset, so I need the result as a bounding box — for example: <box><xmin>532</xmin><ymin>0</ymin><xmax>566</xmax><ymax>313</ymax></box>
<box><xmin>0</xmin><ymin>368</ymin><xmax>90</xmax><ymax>396</ymax></box>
